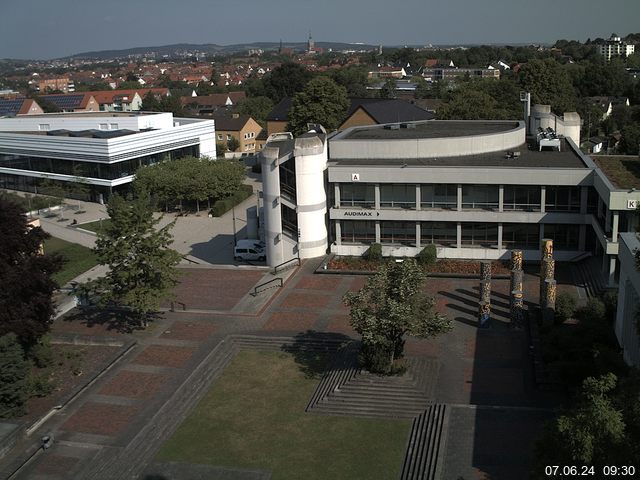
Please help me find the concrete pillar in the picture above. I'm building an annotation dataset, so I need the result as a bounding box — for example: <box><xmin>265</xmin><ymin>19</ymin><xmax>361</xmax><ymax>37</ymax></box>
<box><xmin>334</xmin><ymin>184</ymin><xmax>340</xmax><ymax>208</ymax></box>
<box><xmin>579</xmin><ymin>224</ymin><xmax>586</xmax><ymax>251</ymax></box>
<box><xmin>539</xmin><ymin>224</ymin><xmax>545</xmax><ymax>248</ymax></box>
<box><xmin>498</xmin><ymin>185</ymin><xmax>504</xmax><ymax>212</ymax></box>
<box><xmin>415</xmin><ymin>184</ymin><xmax>421</xmax><ymax>211</ymax></box>
<box><xmin>510</xmin><ymin>250</ymin><xmax>523</xmax><ymax>271</ymax></box>
<box><xmin>510</xmin><ymin>269</ymin><xmax>524</xmax><ymax>302</ymax></box>
<box><xmin>456</xmin><ymin>222</ymin><xmax>462</xmax><ymax>248</ymax></box>
<box><xmin>375</xmin><ymin>221</ymin><xmax>381</xmax><ymax>244</ymax></box>
<box><xmin>374</xmin><ymin>184</ymin><xmax>380</xmax><ymax>210</ymax></box>
<box><xmin>457</xmin><ymin>184</ymin><xmax>462</xmax><ymax>211</ymax></box>
<box><xmin>261</xmin><ymin>150</ymin><xmax>284</xmax><ymax>267</ymax></box>
<box><xmin>480</xmin><ymin>261</ymin><xmax>492</xmax><ymax>281</ymax></box>
<box><xmin>540</xmin><ymin>185</ymin><xmax>546</xmax><ymax>213</ymax></box>
<box><xmin>415</xmin><ymin>223</ymin><xmax>421</xmax><ymax>248</ymax></box>
<box><xmin>480</xmin><ymin>280</ymin><xmax>491</xmax><ymax>304</ymax></box>
<box><xmin>511</xmin><ymin>290</ymin><xmax>524</xmax><ymax>328</ymax></box>
<box><xmin>478</xmin><ymin>301</ymin><xmax>491</xmax><ymax>327</ymax></box>
<box><xmin>542</xmin><ymin>279</ymin><xmax>557</xmax><ymax>326</ymax></box>
<box><xmin>580</xmin><ymin>186</ymin><xmax>588</xmax><ymax>214</ymax></box>
<box><xmin>541</xmin><ymin>238</ymin><xmax>553</xmax><ymax>260</ymax></box>
<box><xmin>335</xmin><ymin>221</ymin><xmax>341</xmax><ymax>246</ymax></box>
<box><xmin>608</xmin><ymin>257</ymin><xmax>617</xmax><ymax>287</ymax></box>
<box><xmin>612</xmin><ymin>211</ymin><xmax>619</xmax><ymax>242</ymax></box>
<box><xmin>497</xmin><ymin>223</ymin><xmax>503</xmax><ymax>250</ymax></box>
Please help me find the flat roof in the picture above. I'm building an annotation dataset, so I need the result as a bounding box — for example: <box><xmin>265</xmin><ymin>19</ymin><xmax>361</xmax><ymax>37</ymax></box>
<box><xmin>9</xmin><ymin>112</ymin><xmax>158</xmax><ymax>119</ymax></box>
<box><xmin>330</xmin><ymin>138</ymin><xmax>587</xmax><ymax>169</ymax></box>
<box><xmin>593</xmin><ymin>156</ymin><xmax>640</xmax><ymax>189</ymax></box>
<box><xmin>340</xmin><ymin>120</ymin><xmax>520</xmax><ymax>140</ymax></box>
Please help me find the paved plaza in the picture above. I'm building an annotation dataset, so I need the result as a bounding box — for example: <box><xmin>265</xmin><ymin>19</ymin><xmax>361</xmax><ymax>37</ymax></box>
<box><xmin>0</xmin><ymin>255</ymin><xmax>574</xmax><ymax>480</ymax></box>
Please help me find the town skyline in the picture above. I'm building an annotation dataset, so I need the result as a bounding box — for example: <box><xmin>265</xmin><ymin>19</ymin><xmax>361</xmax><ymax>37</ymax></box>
<box><xmin>1</xmin><ymin>0</ymin><xmax>639</xmax><ymax>60</ymax></box>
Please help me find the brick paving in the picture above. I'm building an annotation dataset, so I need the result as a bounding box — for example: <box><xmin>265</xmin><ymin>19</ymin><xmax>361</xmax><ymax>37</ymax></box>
<box><xmin>98</xmin><ymin>371</ymin><xmax>170</xmax><ymax>399</ymax></box>
<box><xmin>168</xmin><ymin>268</ymin><xmax>264</xmax><ymax>310</ymax></box>
<box><xmin>61</xmin><ymin>402</ymin><xmax>141</xmax><ymax>436</ymax></box>
<box><xmin>7</xmin><ymin>261</ymin><xmax>576</xmax><ymax>480</ymax></box>
<box><xmin>33</xmin><ymin>455</ymin><xmax>80</xmax><ymax>476</ymax></box>
<box><xmin>132</xmin><ymin>345</ymin><xmax>195</xmax><ymax>369</ymax></box>
<box><xmin>160</xmin><ymin>320</ymin><xmax>218</xmax><ymax>341</ymax></box>
<box><xmin>263</xmin><ymin>310</ymin><xmax>320</xmax><ymax>331</ymax></box>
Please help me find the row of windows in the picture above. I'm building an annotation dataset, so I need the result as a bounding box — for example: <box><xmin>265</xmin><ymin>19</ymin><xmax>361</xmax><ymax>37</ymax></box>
<box><xmin>338</xmin><ymin>184</ymin><xmax>596</xmax><ymax>213</ymax></box>
<box><xmin>0</xmin><ymin>145</ymin><xmax>199</xmax><ymax>181</ymax></box>
<box><xmin>339</xmin><ymin>221</ymin><xmax>580</xmax><ymax>250</ymax></box>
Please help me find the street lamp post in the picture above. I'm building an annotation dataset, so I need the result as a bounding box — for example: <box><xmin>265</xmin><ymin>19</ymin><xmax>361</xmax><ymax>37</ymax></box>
<box><xmin>232</xmin><ymin>204</ymin><xmax>237</xmax><ymax>246</ymax></box>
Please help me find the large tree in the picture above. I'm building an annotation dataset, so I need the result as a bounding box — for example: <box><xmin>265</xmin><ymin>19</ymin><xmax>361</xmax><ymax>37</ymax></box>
<box><xmin>81</xmin><ymin>194</ymin><xmax>181</xmax><ymax>327</ymax></box>
<box><xmin>343</xmin><ymin>259</ymin><xmax>452</xmax><ymax>374</ymax></box>
<box><xmin>0</xmin><ymin>198</ymin><xmax>61</xmax><ymax>348</ymax></box>
<box><xmin>534</xmin><ymin>373</ymin><xmax>627</xmax><ymax>474</ymax></box>
<box><xmin>518</xmin><ymin>58</ymin><xmax>576</xmax><ymax>113</ymax></box>
<box><xmin>287</xmin><ymin>76</ymin><xmax>349</xmax><ymax>135</ymax></box>
<box><xmin>262</xmin><ymin>62</ymin><xmax>313</xmax><ymax>103</ymax></box>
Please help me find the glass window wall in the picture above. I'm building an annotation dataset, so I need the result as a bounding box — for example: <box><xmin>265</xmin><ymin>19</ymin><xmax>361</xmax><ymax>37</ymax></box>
<box><xmin>545</xmin><ymin>186</ymin><xmax>581</xmax><ymax>212</ymax></box>
<box><xmin>420</xmin><ymin>222</ymin><xmax>457</xmax><ymax>246</ymax></box>
<box><xmin>341</xmin><ymin>220</ymin><xmax>376</xmax><ymax>244</ymax></box>
<box><xmin>462</xmin><ymin>185</ymin><xmax>499</xmax><ymax>210</ymax></box>
<box><xmin>543</xmin><ymin>224</ymin><xmax>580</xmax><ymax>250</ymax></box>
<box><xmin>380</xmin><ymin>221</ymin><xmax>415</xmax><ymax>245</ymax></box>
<box><xmin>503</xmin><ymin>185</ymin><xmax>541</xmax><ymax>211</ymax></box>
<box><xmin>461</xmin><ymin>223</ymin><xmax>499</xmax><ymax>248</ymax></box>
<box><xmin>502</xmin><ymin>223</ymin><xmax>539</xmax><ymax>249</ymax></box>
<box><xmin>380</xmin><ymin>184</ymin><xmax>415</xmax><ymax>208</ymax></box>
<box><xmin>420</xmin><ymin>184</ymin><xmax>457</xmax><ymax>209</ymax></box>
<box><xmin>340</xmin><ymin>184</ymin><xmax>375</xmax><ymax>208</ymax></box>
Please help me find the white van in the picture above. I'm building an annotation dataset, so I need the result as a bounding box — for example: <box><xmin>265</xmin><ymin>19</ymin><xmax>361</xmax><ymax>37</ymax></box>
<box><xmin>234</xmin><ymin>240</ymin><xmax>266</xmax><ymax>261</ymax></box>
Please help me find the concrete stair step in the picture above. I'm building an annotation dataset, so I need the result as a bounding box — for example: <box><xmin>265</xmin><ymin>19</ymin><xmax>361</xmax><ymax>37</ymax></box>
<box><xmin>400</xmin><ymin>404</ymin><xmax>447</xmax><ymax>480</ymax></box>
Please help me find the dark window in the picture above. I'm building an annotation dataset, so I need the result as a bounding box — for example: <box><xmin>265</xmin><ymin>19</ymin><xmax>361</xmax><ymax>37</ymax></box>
<box><xmin>380</xmin><ymin>221</ymin><xmax>415</xmax><ymax>245</ymax></box>
<box><xmin>341</xmin><ymin>220</ymin><xmax>376</xmax><ymax>244</ymax></box>
<box><xmin>340</xmin><ymin>183</ymin><xmax>375</xmax><ymax>207</ymax></box>
<box><xmin>461</xmin><ymin>223</ymin><xmax>498</xmax><ymax>248</ymax></box>
<box><xmin>503</xmin><ymin>185</ymin><xmax>541</xmax><ymax>211</ymax></box>
<box><xmin>421</xmin><ymin>184</ymin><xmax>457</xmax><ymax>209</ymax></box>
<box><xmin>420</xmin><ymin>222</ymin><xmax>457</xmax><ymax>246</ymax></box>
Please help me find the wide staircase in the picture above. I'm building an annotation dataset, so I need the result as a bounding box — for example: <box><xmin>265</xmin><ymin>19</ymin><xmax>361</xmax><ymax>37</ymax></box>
<box><xmin>399</xmin><ymin>404</ymin><xmax>448</xmax><ymax>480</ymax></box>
<box><xmin>572</xmin><ymin>256</ymin><xmax>607</xmax><ymax>298</ymax></box>
<box><xmin>306</xmin><ymin>344</ymin><xmax>439</xmax><ymax>419</ymax></box>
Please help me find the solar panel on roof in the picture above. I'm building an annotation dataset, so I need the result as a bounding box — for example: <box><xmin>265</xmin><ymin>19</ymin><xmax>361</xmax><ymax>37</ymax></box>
<box><xmin>41</xmin><ymin>94</ymin><xmax>84</xmax><ymax>109</ymax></box>
<box><xmin>0</xmin><ymin>99</ymin><xmax>24</xmax><ymax>116</ymax></box>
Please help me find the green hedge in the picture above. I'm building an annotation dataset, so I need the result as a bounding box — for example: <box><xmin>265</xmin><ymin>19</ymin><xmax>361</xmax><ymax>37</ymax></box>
<box><xmin>210</xmin><ymin>184</ymin><xmax>254</xmax><ymax>217</ymax></box>
<box><xmin>416</xmin><ymin>244</ymin><xmax>437</xmax><ymax>265</ymax></box>
<box><xmin>364</xmin><ymin>243</ymin><xmax>383</xmax><ymax>261</ymax></box>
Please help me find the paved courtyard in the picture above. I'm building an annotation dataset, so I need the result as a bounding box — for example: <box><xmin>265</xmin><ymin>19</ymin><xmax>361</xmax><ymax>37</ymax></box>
<box><xmin>3</xmin><ymin>259</ymin><xmax>571</xmax><ymax>480</ymax></box>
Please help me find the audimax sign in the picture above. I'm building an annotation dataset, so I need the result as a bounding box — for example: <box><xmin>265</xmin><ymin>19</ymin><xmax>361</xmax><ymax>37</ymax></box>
<box><xmin>341</xmin><ymin>210</ymin><xmax>380</xmax><ymax>217</ymax></box>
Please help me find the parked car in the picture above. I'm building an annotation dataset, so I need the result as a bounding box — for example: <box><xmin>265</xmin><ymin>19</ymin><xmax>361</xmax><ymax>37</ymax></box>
<box><xmin>234</xmin><ymin>240</ymin><xmax>265</xmax><ymax>261</ymax></box>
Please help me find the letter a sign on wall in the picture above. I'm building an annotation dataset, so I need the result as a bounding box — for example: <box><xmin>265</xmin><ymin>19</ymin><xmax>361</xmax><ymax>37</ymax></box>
<box><xmin>351</xmin><ymin>173</ymin><xmax>360</xmax><ymax>182</ymax></box>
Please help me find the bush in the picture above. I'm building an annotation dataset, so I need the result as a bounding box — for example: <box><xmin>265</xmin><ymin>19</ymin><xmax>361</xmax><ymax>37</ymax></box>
<box><xmin>555</xmin><ymin>292</ymin><xmax>578</xmax><ymax>322</ymax></box>
<box><xmin>601</xmin><ymin>291</ymin><xmax>618</xmax><ymax>322</ymax></box>
<box><xmin>209</xmin><ymin>185</ymin><xmax>254</xmax><ymax>217</ymax></box>
<box><xmin>416</xmin><ymin>244</ymin><xmax>437</xmax><ymax>265</ymax></box>
<box><xmin>28</xmin><ymin>336</ymin><xmax>53</xmax><ymax>368</ymax></box>
<box><xmin>0</xmin><ymin>334</ymin><xmax>29</xmax><ymax>418</ymax></box>
<box><xmin>576</xmin><ymin>297</ymin><xmax>606</xmax><ymax>324</ymax></box>
<box><xmin>27</xmin><ymin>372</ymin><xmax>53</xmax><ymax>397</ymax></box>
<box><xmin>364</xmin><ymin>243</ymin><xmax>383</xmax><ymax>261</ymax></box>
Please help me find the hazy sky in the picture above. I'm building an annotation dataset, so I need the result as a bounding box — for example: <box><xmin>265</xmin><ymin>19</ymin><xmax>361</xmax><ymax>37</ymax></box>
<box><xmin>1</xmin><ymin>0</ymin><xmax>639</xmax><ymax>59</ymax></box>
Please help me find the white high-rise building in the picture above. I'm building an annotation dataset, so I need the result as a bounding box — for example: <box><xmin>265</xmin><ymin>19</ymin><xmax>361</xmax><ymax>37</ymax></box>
<box><xmin>599</xmin><ymin>33</ymin><xmax>635</xmax><ymax>62</ymax></box>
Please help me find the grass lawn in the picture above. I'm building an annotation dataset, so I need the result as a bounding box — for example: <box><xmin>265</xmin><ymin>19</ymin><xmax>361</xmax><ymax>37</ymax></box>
<box><xmin>44</xmin><ymin>237</ymin><xmax>98</xmax><ymax>285</ymax></box>
<box><xmin>593</xmin><ymin>156</ymin><xmax>640</xmax><ymax>189</ymax></box>
<box><xmin>77</xmin><ymin>219</ymin><xmax>111</xmax><ymax>233</ymax></box>
<box><xmin>156</xmin><ymin>350</ymin><xmax>411</xmax><ymax>480</ymax></box>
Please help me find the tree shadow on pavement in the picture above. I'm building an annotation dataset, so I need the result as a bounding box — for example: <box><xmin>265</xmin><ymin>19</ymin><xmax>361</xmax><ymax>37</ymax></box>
<box><xmin>61</xmin><ymin>307</ymin><xmax>163</xmax><ymax>334</ymax></box>
<box><xmin>281</xmin><ymin>330</ymin><xmax>354</xmax><ymax>379</ymax></box>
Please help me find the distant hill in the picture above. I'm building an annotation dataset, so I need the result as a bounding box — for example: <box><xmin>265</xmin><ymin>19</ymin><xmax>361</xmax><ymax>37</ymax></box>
<box><xmin>65</xmin><ymin>42</ymin><xmax>380</xmax><ymax>60</ymax></box>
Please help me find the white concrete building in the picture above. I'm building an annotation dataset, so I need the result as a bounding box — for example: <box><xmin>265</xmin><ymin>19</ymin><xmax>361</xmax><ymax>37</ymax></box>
<box><xmin>259</xmin><ymin>108</ymin><xmax>640</xmax><ymax>285</ymax></box>
<box><xmin>615</xmin><ymin>232</ymin><xmax>640</xmax><ymax>366</ymax></box>
<box><xmin>599</xmin><ymin>34</ymin><xmax>635</xmax><ymax>62</ymax></box>
<box><xmin>0</xmin><ymin>112</ymin><xmax>215</xmax><ymax>201</ymax></box>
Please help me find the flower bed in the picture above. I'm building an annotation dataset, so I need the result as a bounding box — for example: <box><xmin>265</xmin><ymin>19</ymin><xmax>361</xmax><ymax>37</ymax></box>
<box><xmin>327</xmin><ymin>256</ymin><xmax>510</xmax><ymax>275</ymax></box>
